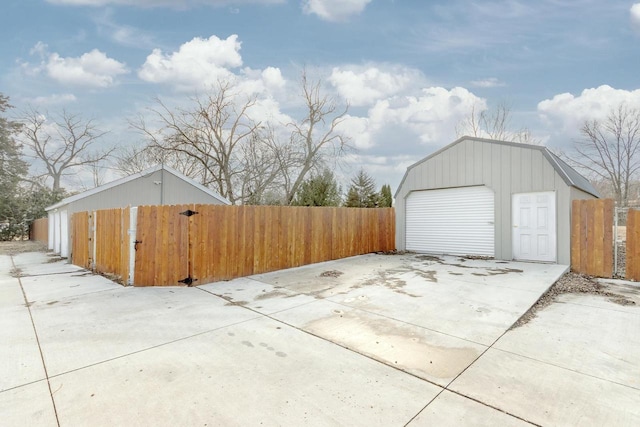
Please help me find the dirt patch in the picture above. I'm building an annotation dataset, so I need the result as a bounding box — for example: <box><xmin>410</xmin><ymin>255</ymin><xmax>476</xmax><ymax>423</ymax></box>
<box><xmin>487</xmin><ymin>267</ymin><xmax>523</xmax><ymax>276</ymax></box>
<box><xmin>512</xmin><ymin>272</ymin><xmax>636</xmax><ymax>328</ymax></box>
<box><xmin>415</xmin><ymin>255</ymin><xmax>444</xmax><ymax>263</ymax></box>
<box><xmin>320</xmin><ymin>270</ymin><xmax>343</xmax><ymax>278</ymax></box>
<box><xmin>0</xmin><ymin>241</ymin><xmax>47</xmax><ymax>255</ymax></box>
<box><xmin>360</xmin><ymin>270</ymin><xmax>421</xmax><ymax>297</ymax></box>
<box><xmin>254</xmin><ymin>290</ymin><xmax>289</xmax><ymax>300</ymax></box>
<box><xmin>10</xmin><ymin>267</ymin><xmax>22</xmax><ymax>277</ymax></box>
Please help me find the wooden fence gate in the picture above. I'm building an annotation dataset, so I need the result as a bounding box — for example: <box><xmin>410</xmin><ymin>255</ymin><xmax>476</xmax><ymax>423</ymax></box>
<box><xmin>130</xmin><ymin>205</ymin><xmax>395</xmax><ymax>287</ymax></box>
<box><xmin>571</xmin><ymin>199</ymin><xmax>614</xmax><ymax>277</ymax></box>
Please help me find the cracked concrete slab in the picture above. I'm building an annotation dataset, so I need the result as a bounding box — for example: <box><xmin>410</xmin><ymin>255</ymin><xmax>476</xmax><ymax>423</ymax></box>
<box><xmin>272</xmin><ymin>298</ymin><xmax>487</xmax><ymax>386</ymax></box>
<box><xmin>496</xmin><ymin>291</ymin><xmax>640</xmax><ymax>389</ymax></box>
<box><xmin>450</xmin><ymin>348</ymin><xmax>640</xmax><ymax>426</ymax></box>
<box><xmin>0</xmin><ymin>381</ymin><xmax>57</xmax><ymax>427</ymax></box>
<box><xmin>49</xmin><ymin>316</ymin><xmax>439</xmax><ymax>427</ymax></box>
<box><xmin>408</xmin><ymin>390</ymin><xmax>531</xmax><ymax>426</ymax></box>
<box><xmin>30</xmin><ymin>286</ymin><xmax>260</xmax><ymax>376</ymax></box>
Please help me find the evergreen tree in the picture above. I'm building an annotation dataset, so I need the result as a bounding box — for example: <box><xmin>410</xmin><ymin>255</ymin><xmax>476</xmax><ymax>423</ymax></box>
<box><xmin>0</xmin><ymin>94</ymin><xmax>28</xmax><ymax>240</ymax></box>
<box><xmin>379</xmin><ymin>184</ymin><xmax>393</xmax><ymax>207</ymax></box>
<box><xmin>344</xmin><ymin>169</ymin><xmax>378</xmax><ymax>208</ymax></box>
<box><xmin>292</xmin><ymin>169</ymin><xmax>342</xmax><ymax>206</ymax></box>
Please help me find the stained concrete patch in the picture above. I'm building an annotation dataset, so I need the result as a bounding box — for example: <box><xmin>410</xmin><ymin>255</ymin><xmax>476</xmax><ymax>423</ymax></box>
<box><xmin>450</xmin><ymin>349</ymin><xmax>640</xmax><ymax>426</ymax></box>
<box><xmin>199</xmin><ymin>277</ymin><xmax>316</xmax><ymax>314</ymax></box>
<box><xmin>49</xmin><ymin>316</ymin><xmax>439</xmax><ymax>426</ymax></box>
<box><xmin>408</xmin><ymin>390</ymin><xmax>530</xmax><ymax>427</ymax></box>
<box><xmin>0</xmin><ymin>381</ymin><xmax>57</xmax><ymax>427</ymax></box>
<box><xmin>273</xmin><ymin>299</ymin><xmax>486</xmax><ymax>386</ymax></box>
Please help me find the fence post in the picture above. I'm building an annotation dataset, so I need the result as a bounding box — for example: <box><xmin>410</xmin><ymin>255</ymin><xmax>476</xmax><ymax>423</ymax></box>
<box><xmin>127</xmin><ymin>207</ymin><xmax>138</xmax><ymax>286</ymax></box>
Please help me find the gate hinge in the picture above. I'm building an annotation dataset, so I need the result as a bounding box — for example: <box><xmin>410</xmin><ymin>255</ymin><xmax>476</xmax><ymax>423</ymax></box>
<box><xmin>178</xmin><ymin>276</ymin><xmax>197</xmax><ymax>286</ymax></box>
<box><xmin>179</xmin><ymin>209</ymin><xmax>199</xmax><ymax>217</ymax></box>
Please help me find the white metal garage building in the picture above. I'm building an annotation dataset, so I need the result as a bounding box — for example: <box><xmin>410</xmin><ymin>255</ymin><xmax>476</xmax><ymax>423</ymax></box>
<box><xmin>394</xmin><ymin>137</ymin><xmax>599</xmax><ymax>264</ymax></box>
<box><xmin>46</xmin><ymin>164</ymin><xmax>230</xmax><ymax>258</ymax></box>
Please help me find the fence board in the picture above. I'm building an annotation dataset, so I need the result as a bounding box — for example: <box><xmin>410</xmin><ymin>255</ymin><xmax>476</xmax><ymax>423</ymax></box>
<box><xmin>29</xmin><ymin>217</ymin><xmax>48</xmax><ymax>243</ymax></box>
<box><xmin>627</xmin><ymin>210</ymin><xmax>640</xmax><ymax>281</ymax></box>
<box><xmin>571</xmin><ymin>199</ymin><xmax>614</xmax><ymax>278</ymax></box>
<box><xmin>71</xmin><ymin>212</ymin><xmax>90</xmax><ymax>269</ymax></box>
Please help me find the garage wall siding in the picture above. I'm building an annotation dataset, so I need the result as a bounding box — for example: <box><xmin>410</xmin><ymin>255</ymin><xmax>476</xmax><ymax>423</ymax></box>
<box><xmin>395</xmin><ymin>138</ymin><xmax>585</xmax><ymax>264</ymax></box>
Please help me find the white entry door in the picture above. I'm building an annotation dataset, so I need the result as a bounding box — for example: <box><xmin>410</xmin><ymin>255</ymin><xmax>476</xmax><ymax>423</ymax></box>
<box><xmin>512</xmin><ymin>192</ymin><xmax>556</xmax><ymax>262</ymax></box>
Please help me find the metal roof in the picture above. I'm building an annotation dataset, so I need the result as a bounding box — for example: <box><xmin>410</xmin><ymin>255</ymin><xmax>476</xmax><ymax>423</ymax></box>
<box><xmin>394</xmin><ymin>136</ymin><xmax>600</xmax><ymax>198</ymax></box>
<box><xmin>45</xmin><ymin>164</ymin><xmax>231</xmax><ymax>211</ymax></box>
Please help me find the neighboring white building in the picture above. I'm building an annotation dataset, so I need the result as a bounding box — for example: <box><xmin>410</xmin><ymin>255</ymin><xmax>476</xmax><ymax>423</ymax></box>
<box><xmin>394</xmin><ymin>137</ymin><xmax>599</xmax><ymax>264</ymax></box>
<box><xmin>46</xmin><ymin>164</ymin><xmax>230</xmax><ymax>258</ymax></box>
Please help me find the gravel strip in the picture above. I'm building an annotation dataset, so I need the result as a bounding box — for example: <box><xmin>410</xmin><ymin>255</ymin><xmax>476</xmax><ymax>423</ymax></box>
<box><xmin>512</xmin><ymin>271</ymin><xmax>636</xmax><ymax>329</ymax></box>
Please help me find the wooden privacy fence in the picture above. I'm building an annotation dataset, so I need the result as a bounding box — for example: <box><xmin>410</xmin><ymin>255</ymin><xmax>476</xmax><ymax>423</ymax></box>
<box><xmin>628</xmin><ymin>209</ymin><xmax>640</xmax><ymax>281</ymax></box>
<box><xmin>29</xmin><ymin>217</ymin><xmax>48</xmax><ymax>243</ymax></box>
<box><xmin>571</xmin><ymin>199</ymin><xmax>614</xmax><ymax>278</ymax></box>
<box><xmin>71</xmin><ymin>208</ymin><xmax>130</xmax><ymax>281</ymax></box>
<box><xmin>71</xmin><ymin>205</ymin><xmax>395</xmax><ymax>287</ymax></box>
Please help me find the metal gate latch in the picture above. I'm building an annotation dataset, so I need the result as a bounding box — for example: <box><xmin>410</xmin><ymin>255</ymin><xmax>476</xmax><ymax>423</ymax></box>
<box><xmin>179</xmin><ymin>210</ymin><xmax>199</xmax><ymax>217</ymax></box>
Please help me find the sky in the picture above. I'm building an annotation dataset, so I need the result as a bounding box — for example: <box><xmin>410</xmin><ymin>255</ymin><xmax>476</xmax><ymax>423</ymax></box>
<box><xmin>1</xmin><ymin>0</ymin><xmax>640</xmax><ymax>193</ymax></box>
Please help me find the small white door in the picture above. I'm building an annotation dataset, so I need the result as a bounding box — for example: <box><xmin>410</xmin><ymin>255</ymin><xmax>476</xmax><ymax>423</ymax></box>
<box><xmin>512</xmin><ymin>192</ymin><xmax>556</xmax><ymax>262</ymax></box>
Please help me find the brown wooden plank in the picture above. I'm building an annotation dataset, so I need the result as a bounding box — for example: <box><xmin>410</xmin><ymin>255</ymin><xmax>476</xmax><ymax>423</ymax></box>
<box><xmin>602</xmin><ymin>199</ymin><xmax>614</xmax><ymax>278</ymax></box>
<box><xmin>571</xmin><ymin>200</ymin><xmax>580</xmax><ymax>272</ymax></box>
<box><xmin>592</xmin><ymin>201</ymin><xmax>604</xmax><ymax>276</ymax></box>
<box><xmin>585</xmin><ymin>200</ymin><xmax>596</xmax><ymax>275</ymax></box>
<box><xmin>578</xmin><ymin>200</ymin><xmax>587</xmax><ymax>274</ymax></box>
<box><xmin>627</xmin><ymin>210</ymin><xmax>640</xmax><ymax>281</ymax></box>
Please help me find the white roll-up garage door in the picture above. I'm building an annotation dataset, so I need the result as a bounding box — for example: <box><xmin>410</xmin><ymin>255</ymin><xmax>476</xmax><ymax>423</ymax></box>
<box><xmin>406</xmin><ymin>186</ymin><xmax>495</xmax><ymax>256</ymax></box>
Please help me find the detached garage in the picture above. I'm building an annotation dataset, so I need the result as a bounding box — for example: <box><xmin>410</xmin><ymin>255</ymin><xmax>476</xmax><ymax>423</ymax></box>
<box><xmin>395</xmin><ymin>137</ymin><xmax>599</xmax><ymax>264</ymax></box>
<box><xmin>46</xmin><ymin>164</ymin><xmax>230</xmax><ymax>258</ymax></box>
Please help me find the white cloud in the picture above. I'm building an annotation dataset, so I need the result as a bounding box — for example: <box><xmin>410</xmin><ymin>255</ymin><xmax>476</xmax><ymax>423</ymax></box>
<box><xmin>26</xmin><ymin>93</ymin><xmax>78</xmax><ymax>105</ymax></box>
<box><xmin>302</xmin><ymin>0</ymin><xmax>371</xmax><ymax>22</ymax></box>
<box><xmin>21</xmin><ymin>44</ymin><xmax>129</xmax><ymax>88</ymax></box>
<box><xmin>537</xmin><ymin>85</ymin><xmax>640</xmax><ymax>133</ymax></box>
<box><xmin>631</xmin><ymin>3</ymin><xmax>640</xmax><ymax>30</ymax></box>
<box><xmin>329</xmin><ymin>65</ymin><xmax>424</xmax><ymax>106</ymax></box>
<box><xmin>338</xmin><ymin>86</ymin><xmax>483</xmax><ymax>151</ymax></box>
<box><xmin>46</xmin><ymin>0</ymin><xmax>283</xmax><ymax>7</ymax></box>
<box><xmin>470</xmin><ymin>77</ymin><xmax>506</xmax><ymax>88</ymax></box>
<box><xmin>138</xmin><ymin>35</ymin><xmax>243</xmax><ymax>90</ymax></box>
<box><xmin>94</xmin><ymin>10</ymin><xmax>156</xmax><ymax>48</ymax></box>
<box><xmin>47</xmin><ymin>50</ymin><xmax>129</xmax><ymax>87</ymax></box>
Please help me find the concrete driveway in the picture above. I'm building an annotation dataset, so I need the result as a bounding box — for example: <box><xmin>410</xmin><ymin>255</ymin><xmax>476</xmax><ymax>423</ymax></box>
<box><xmin>2</xmin><ymin>251</ymin><xmax>639</xmax><ymax>426</ymax></box>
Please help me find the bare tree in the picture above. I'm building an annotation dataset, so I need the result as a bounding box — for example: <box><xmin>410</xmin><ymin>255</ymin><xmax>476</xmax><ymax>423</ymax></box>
<box><xmin>20</xmin><ymin>108</ymin><xmax>113</xmax><ymax>191</ymax></box>
<box><xmin>456</xmin><ymin>101</ymin><xmax>537</xmax><ymax>144</ymax></box>
<box><xmin>131</xmin><ymin>81</ymin><xmax>270</xmax><ymax>204</ymax></box>
<box><xmin>283</xmin><ymin>71</ymin><xmax>350</xmax><ymax>204</ymax></box>
<box><xmin>570</xmin><ymin>104</ymin><xmax>640</xmax><ymax>206</ymax></box>
<box><xmin>115</xmin><ymin>144</ymin><xmax>203</xmax><ymax>179</ymax></box>
<box><xmin>132</xmin><ymin>73</ymin><xmax>350</xmax><ymax>205</ymax></box>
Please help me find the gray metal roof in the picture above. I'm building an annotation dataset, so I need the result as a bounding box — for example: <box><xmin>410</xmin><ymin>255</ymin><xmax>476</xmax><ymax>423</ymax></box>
<box><xmin>46</xmin><ymin>164</ymin><xmax>231</xmax><ymax>211</ymax></box>
<box><xmin>395</xmin><ymin>136</ymin><xmax>600</xmax><ymax>198</ymax></box>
